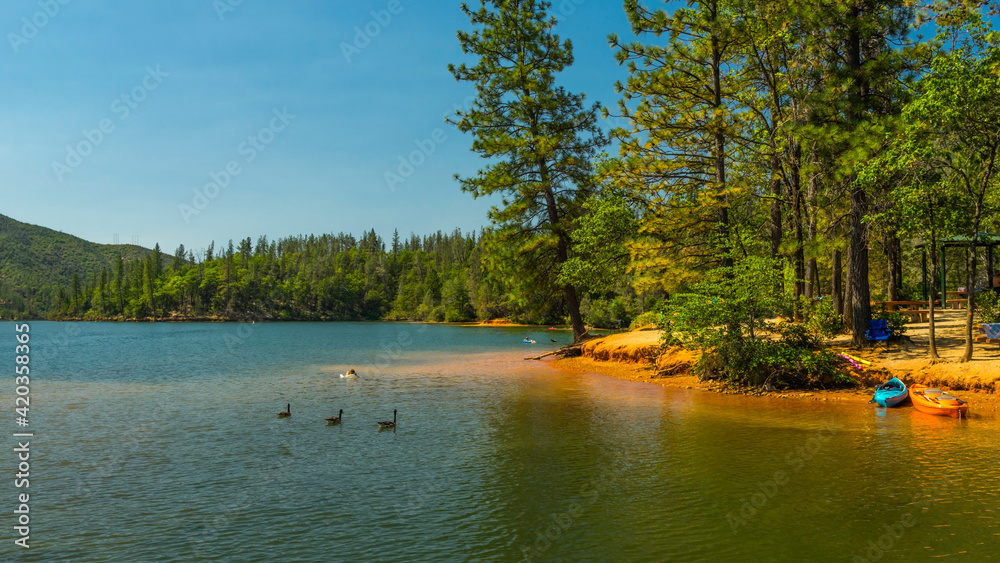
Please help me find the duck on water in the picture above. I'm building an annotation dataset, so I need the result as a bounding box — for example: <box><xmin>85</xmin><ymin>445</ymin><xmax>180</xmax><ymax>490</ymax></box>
<box><xmin>378</xmin><ymin>409</ymin><xmax>396</xmax><ymax>429</ymax></box>
<box><xmin>326</xmin><ymin>409</ymin><xmax>344</xmax><ymax>424</ymax></box>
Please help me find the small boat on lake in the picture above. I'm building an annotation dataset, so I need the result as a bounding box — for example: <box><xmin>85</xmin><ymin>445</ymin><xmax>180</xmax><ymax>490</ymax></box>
<box><xmin>909</xmin><ymin>384</ymin><xmax>969</xmax><ymax>418</ymax></box>
<box><xmin>869</xmin><ymin>377</ymin><xmax>907</xmax><ymax>407</ymax></box>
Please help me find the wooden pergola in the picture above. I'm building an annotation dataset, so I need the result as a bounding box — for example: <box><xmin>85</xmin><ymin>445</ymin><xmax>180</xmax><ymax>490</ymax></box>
<box><xmin>916</xmin><ymin>233</ymin><xmax>1000</xmax><ymax>301</ymax></box>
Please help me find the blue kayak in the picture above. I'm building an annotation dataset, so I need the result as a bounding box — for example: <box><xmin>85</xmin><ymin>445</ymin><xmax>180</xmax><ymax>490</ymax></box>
<box><xmin>870</xmin><ymin>377</ymin><xmax>908</xmax><ymax>407</ymax></box>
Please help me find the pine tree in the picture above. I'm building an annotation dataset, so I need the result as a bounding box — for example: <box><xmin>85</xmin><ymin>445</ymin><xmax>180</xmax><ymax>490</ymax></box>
<box><xmin>609</xmin><ymin>0</ymin><xmax>743</xmax><ymax>291</ymax></box>
<box><xmin>449</xmin><ymin>0</ymin><xmax>608</xmax><ymax>340</ymax></box>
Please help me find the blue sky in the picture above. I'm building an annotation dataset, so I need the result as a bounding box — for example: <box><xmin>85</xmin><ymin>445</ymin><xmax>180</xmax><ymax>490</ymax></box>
<box><xmin>0</xmin><ymin>0</ymin><xmax>633</xmax><ymax>255</ymax></box>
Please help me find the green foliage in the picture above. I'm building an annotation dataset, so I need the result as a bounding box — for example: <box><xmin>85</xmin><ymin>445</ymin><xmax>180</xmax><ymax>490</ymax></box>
<box><xmin>629</xmin><ymin>310</ymin><xmax>661</xmax><ymax>330</ymax></box>
<box><xmin>47</xmin><ymin>230</ymin><xmax>503</xmax><ymax>323</ymax></box>
<box><xmin>38</xmin><ymin>227</ymin><xmax>648</xmax><ymax>326</ymax></box>
<box><xmin>976</xmin><ymin>291</ymin><xmax>1000</xmax><ymax>324</ymax></box>
<box><xmin>694</xmin><ymin>338</ymin><xmax>848</xmax><ymax>389</ymax></box>
<box><xmin>0</xmin><ymin>213</ymin><xmax>158</xmax><ymax>319</ymax></box>
<box><xmin>665</xmin><ymin>256</ymin><xmax>787</xmax><ymax>351</ymax></box>
<box><xmin>448</xmin><ymin>0</ymin><xmax>609</xmax><ymax>339</ymax></box>
<box><xmin>776</xmin><ymin>321</ymin><xmax>822</xmax><ymax>350</ymax></box>
<box><xmin>802</xmin><ymin>298</ymin><xmax>843</xmax><ymax>339</ymax></box>
<box><xmin>664</xmin><ymin>256</ymin><xmax>851</xmax><ymax>388</ymax></box>
<box><xmin>580</xmin><ymin>295</ymin><xmax>637</xmax><ymax>329</ymax></box>
<box><xmin>559</xmin><ymin>186</ymin><xmax>639</xmax><ymax>293</ymax></box>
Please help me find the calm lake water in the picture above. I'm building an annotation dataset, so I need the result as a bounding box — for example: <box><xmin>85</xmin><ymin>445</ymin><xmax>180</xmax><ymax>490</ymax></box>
<box><xmin>2</xmin><ymin>322</ymin><xmax>998</xmax><ymax>562</ymax></box>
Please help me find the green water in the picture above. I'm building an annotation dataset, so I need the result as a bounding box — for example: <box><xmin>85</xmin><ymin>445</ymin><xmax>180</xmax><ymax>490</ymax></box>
<box><xmin>1</xmin><ymin>322</ymin><xmax>997</xmax><ymax>561</ymax></box>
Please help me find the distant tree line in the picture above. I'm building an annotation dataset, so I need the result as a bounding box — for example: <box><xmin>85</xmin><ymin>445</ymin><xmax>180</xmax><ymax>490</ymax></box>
<box><xmin>47</xmin><ymin>229</ymin><xmax>661</xmax><ymax>327</ymax></box>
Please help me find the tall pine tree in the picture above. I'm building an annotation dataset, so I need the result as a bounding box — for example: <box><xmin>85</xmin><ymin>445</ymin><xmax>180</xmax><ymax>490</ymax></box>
<box><xmin>449</xmin><ymin>0</ymin><xmax>607</xmax><ymax>341</ymax></box>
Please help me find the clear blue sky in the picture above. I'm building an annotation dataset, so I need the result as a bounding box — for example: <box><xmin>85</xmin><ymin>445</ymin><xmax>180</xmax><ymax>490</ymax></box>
<box><xmin>0</xmin><ymin>0</ymin><xmax>633</xmax><ymax>255</ymax></box>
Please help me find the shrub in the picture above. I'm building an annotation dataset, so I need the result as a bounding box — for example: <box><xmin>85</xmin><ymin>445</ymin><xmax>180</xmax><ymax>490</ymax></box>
<box><xmin>664</xmin><ymin>255</ymin><xmax>854</xmax><ymax>389</ymax></box>
<box><xmin>976</xmin><ymin>291</ymin><xmax>1000</xmax><ymax>323</ymax></box>
<box><xmin>694</xmin><ymin>337</ymin><xmax>847</xmax><ymax>388</ymax></box>
<box><xmin>778</xmin><ymin>321</ymin><xmax>822</xmax><ymax>349</ymax></box>
<box><xmin>803</xmin><ymin>298</ymin><xmax>842</xmax><ymax>339</ymax></box>
<box><xmin>630</xmin><ymin>310</ymin><xmax>661</xmax><ymax>330</ymax></box>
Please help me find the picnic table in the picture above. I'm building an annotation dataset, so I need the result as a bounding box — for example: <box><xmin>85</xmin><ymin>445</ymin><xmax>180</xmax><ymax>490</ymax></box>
<box><xmin>949</xmin><ymin>289</ymin><xmax>990</xmax><ymax>298</ymax></box>
<box><xmin>870</xmin><ymin>301</ymin><xmax>942</xmax><ymax>322</ymax></box>
<box><xmin>976</xmin><ymin>323</ymin><xmax>1000</xmax><ymax>345</ymax></box>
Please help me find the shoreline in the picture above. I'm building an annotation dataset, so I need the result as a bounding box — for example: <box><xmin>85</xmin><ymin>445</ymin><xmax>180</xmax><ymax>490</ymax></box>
<box><xmin>10</xmin><ymin>316</ymin><xmax>578</xmax><ymax>328</ymax></box>
<box><xmin>550</xmin><ymin>329</ymin><xmax>1000</xmax><ymax>412</ymax></box>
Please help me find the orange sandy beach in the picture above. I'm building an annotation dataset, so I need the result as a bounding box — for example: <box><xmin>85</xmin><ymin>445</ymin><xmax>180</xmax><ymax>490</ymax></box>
<box><xmin>552</xmin><ymin>309</ymin><xmax>1000</xmax><ymax>411</ymax></box>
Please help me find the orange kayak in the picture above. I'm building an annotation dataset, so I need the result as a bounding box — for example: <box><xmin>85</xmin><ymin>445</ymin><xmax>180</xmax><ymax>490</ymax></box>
<box><xmin>909</xmin><ymin>384</ymin><xmax>969</xmax><ymax>418</ymax></box>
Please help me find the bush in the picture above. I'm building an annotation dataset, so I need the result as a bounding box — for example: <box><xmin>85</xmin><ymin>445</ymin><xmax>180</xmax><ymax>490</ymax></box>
<box><xmin>663</xmin><ymin>256</ymin><xmax>854</xmax><ymax>389</ymax></box>
<box><xmin>778</xmin><ymin>321</ymin><xmax>822</xmax><ymax>349</ymax></box>
<box><xmin>803</xmin><ymin>298</ymin><xmax>842</xmax><ymax>339</ymax></box>
<box><xmin>694</xmin><ymin>338</ymin><xmax>848</xmax><ymax>388</ymax></box>
<box><xmin>630</xmin><ymin>310</ymin><xmax>661</xmax><ymax>330</ymax></box>
<box><xmin>976</xmin><ymin>291</ymin><xmax>1000</xmax><ymax>323</ymax></box>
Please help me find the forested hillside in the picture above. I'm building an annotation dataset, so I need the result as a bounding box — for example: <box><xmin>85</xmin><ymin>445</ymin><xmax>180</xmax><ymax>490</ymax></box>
<box><xmin>0</xmin><ymin>214</ymin><xmax>154</xmax><ymax>319</ymax></box>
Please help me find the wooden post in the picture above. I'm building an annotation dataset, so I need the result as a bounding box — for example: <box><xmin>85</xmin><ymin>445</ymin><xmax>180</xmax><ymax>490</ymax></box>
<box><xmin>940</xmin><ymin>247</ymin><xmax>947</xmax><ymax>306</ymax></box>
<box><xmin>989</xmin><ymin>243</ymin><xmax>994</xmax><ymax>289</ymax></box>
<box><xmin>922</xmin><ymin>250</ymin><xmax>928</xmax><ymax>301</ymax></box>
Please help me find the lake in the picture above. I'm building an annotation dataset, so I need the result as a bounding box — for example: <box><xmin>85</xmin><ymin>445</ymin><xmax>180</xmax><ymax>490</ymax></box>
<box><xmin>2</xmin><ymin>322</ymin><xmax>998</xmax><ymax>561</ymax></box>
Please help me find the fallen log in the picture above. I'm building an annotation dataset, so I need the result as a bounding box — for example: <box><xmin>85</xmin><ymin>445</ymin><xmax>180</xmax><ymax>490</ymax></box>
<box><xmin>525</xmin><ymin>331</ymin><xmax>596</xmax><ymax>361</ymax></box>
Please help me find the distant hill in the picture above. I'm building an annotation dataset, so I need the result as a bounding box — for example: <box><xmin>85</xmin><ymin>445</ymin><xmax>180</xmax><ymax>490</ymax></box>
<box><xmin>0</xmin><ymin>213</ymin><xmax>155</xmax><ymax>317</ymax></box>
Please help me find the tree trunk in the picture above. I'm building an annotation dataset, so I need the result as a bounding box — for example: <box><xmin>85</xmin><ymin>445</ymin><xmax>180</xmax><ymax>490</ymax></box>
<box><xmin>770</xmin><ymin>151</ymin><xmax>783</xmax><ymax>295</ymax></box>
<box><xmin>927</xmin><ymin>221</ymin><xmax>940</xmax><ymax>360</ymax></box>
<box><xmin>961</xmin><ymin>163</ymin><xmax>993</xmax><ymax>360</ymax></box>
<box><xmin>831</xmin><ymin>249</ymin><xmax>843</xmax><ymax>316</ymax></box>
<box><xmin>791</xmin><ymin>144</ymin><xmax>805</xmax><ymax>320</ymax></box>
<box><xmin>710</xmin><ymin>0</ymin><xmax>731</xmax><ymax>272</ymax></box>
<box><xmin>805</xmin><ymin>144</ymin><xmax>819</xmax><ymax>299</ymax></box>
<box><xmin>811</xmin><ymin>262</ymin><xmax>821</xmax><ymax>297</ymax></box>
<box><xmin>961</xmin><ymin>228</ymin><xmax>982</xmax><ymax>362</ymax></box>
<box><xmin>849</xmin><ymin>198</ymin><xmax>871</xmax><ymax>347</ymax></box>
<box><xmin>806</xmin><ymin>258</ymin><xmax>818</xmax><ymax>299</ymax></box>
<box><xmin>843</xmin><ymin>246</ymin><xmax>854</xmax><ymax>331</ymax></box>
<box><xmin>537</xmin><ymin>156</ymin><xmax>586</xmax><ymax>341</ymax></box>
<box><xmin>847</xmin><ymin>1</ymin><xmax>871</xmax><ymax>347</ymax></box>
<box><xmin>886</xmin><ymin>234</ymin><xmax>901</xmax><ymax>302</ymax></box>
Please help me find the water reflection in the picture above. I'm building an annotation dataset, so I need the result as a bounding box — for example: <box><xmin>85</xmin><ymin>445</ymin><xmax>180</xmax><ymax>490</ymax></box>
<box><xmin>4</xmin><ymin>322</ymin><xmax>999</xmax><ymax>562</ymax></box>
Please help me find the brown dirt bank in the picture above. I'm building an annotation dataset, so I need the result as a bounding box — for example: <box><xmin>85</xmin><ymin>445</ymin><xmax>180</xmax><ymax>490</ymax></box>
<box><xmin>470</xmin><ymin>319</ymin><xmax>539</xmax><ymax>327</ymax></box>
<box><xmin>552</xmin><ymin>325</ymin><xmax>1000</xmax><ymax>410</ymax></box>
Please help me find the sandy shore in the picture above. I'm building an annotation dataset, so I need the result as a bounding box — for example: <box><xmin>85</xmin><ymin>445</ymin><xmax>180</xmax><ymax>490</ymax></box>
<box><xmin>552</xmin><ymin>312</ymin><xmax>1000</xmax><ymax>411</ymax></box>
